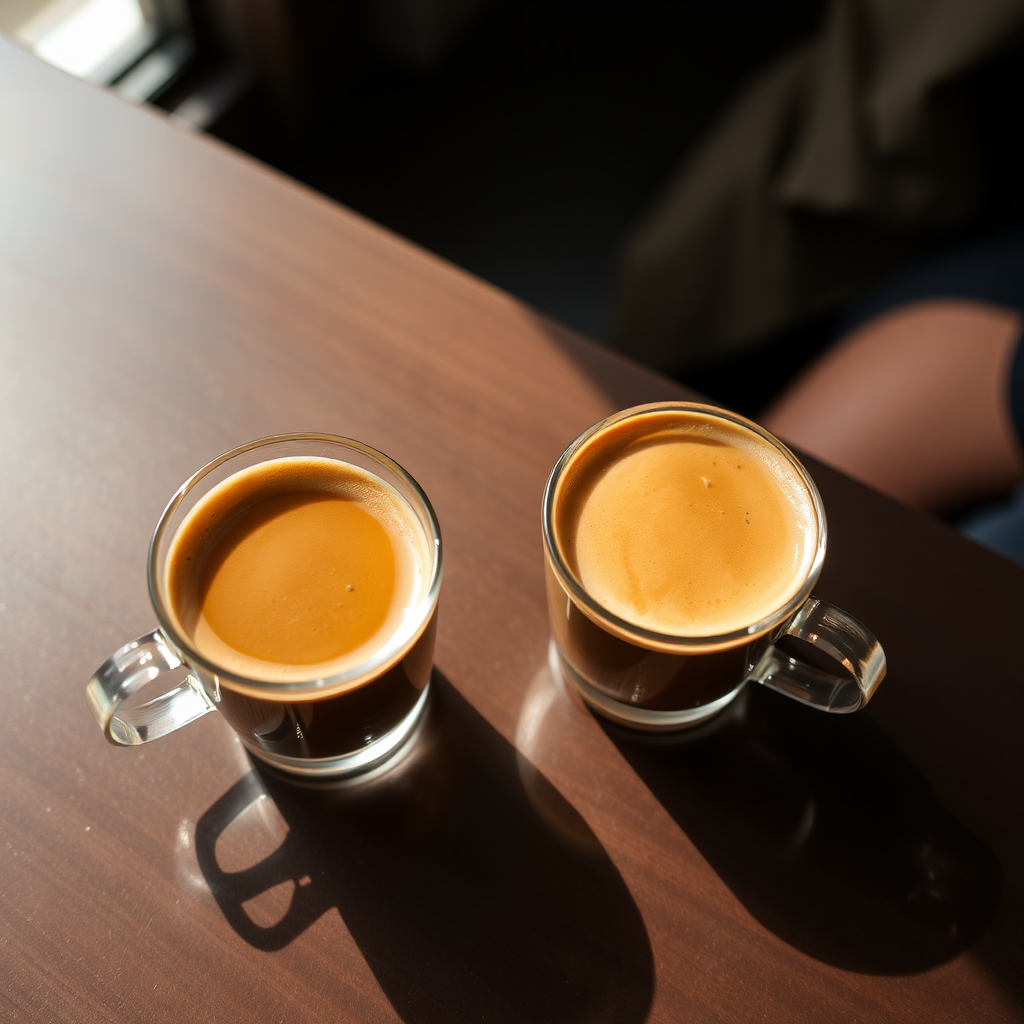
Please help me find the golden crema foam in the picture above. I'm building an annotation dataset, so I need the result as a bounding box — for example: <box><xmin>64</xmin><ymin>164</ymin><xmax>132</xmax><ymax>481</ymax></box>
<box><xmin>166</xmin><ymin>457</ymin><xmax>429</xmax><ymax>683</ymax></box>
<box><xmin>553</xmin><ymin>409</ymin><xmax>817</xmax><ymax>637</ymax></box>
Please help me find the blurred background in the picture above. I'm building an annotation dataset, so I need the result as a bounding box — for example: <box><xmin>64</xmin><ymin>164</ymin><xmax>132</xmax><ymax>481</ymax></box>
<box><xmin>1</xmin><ymin>0</ymin><xmax>1022</xmax><ymax>421</ymax></box>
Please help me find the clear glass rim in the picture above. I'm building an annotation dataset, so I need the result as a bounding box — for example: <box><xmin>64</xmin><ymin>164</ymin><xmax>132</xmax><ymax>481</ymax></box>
<box><xmin>542</xmin><ymin>402</ymin><xmax>827</xmax><ymax>654</ymax></box>
<box><xmin>148</xmin><ymin>432</ymin><xmax>443</xmax><ymax>698</ymax></box>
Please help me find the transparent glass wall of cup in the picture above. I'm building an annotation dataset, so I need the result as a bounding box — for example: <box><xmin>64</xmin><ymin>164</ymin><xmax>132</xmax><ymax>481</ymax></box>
<box><xmin>86</xmin><ymin>434</ymin><xmax>442</xmax><ymax>778</ymax></box>
<box><xmin>542</xmin><ymin>403</ymin><xmax>885</xmax><ymax>731</ymax></box>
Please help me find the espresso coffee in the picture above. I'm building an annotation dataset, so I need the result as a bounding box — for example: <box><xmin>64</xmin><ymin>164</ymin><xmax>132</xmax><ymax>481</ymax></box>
<box><xmin>164</xmin><ymin>456</ymin><xmax>436</xmax><ymax>759</ymax></box>
<box><xmin>167</xmin><ymin>457</ymin><xmax>429</xmax><ymax>681</ymax></box>
<box><xmin>552</xmin><ymin>408</ymin><xmax>817</xmax><ymax>639</ymax></box>
<box><xmin>544</xmin><ymin>406</ymin><xmax>824</xmax><ymax>720</ymax></box>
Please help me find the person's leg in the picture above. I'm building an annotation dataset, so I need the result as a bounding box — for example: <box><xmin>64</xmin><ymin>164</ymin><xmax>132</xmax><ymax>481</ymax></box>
<box><xmin>761</xmin><ymin>300</ymin><xmax>1024</xmax><ymax>515</ymax></box>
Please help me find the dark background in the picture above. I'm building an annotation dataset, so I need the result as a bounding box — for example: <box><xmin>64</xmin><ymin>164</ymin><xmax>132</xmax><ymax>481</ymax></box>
<box><xmin>166</xmin><ymin>3</ymin><xmax>824</xmax><ymax>341</ymax></box>
<box><xmin>158</xmin><ymin>0</ymin><xmax>1021</xmax><ymax>414</ymax></box>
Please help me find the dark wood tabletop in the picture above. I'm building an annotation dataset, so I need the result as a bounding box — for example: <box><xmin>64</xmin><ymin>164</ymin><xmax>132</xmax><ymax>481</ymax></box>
<box><xmin>1</xmin><ymin>34</ymin><xmax>1021</xmax><ymax>1024</ymax></box>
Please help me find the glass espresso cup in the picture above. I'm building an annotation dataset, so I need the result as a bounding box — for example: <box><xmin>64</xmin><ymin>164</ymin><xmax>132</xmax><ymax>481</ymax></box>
<box><xmin>542</xmin><ymin>403</ymin><xmax>885</xmax><ymax>731</ymax></box>
<box><xmin>86</xmin><ymin>434</ymin><xmax>442</xmax><ymax>778</ymax></box>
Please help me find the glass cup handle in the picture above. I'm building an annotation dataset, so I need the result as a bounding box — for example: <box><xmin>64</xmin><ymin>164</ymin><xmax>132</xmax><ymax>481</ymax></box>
<box><xmin>86</xmin><ymin>630</ymin><xmax>216</xmax><ymax>745</ymax></box>
<box><xmin>748</xmin><ymin>597</ymin><xmax>886</xmax><ymax>713</ymax></box>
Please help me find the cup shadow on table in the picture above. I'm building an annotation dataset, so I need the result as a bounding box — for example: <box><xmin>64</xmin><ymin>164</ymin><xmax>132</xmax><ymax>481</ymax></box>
<box><xmin>600</xmin><ymin>683</ymin><xmax>1001</xmax><ymax>975</ymax></box>
<box><xmin>195</xmin><ymin>672</ymin><xmax>654</xmax><ymax>1024</ymax></box>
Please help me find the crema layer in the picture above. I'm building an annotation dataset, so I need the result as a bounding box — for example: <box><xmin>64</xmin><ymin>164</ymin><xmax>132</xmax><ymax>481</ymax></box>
<box><xmin>554</xmin><ymin>410</ymin><xmax>816</xmax><ymax>637</ymax></box>
<box><xmin>166</xmin><ymin>457</ymin><xmax>428</xmax><ymax>682</ymax></box>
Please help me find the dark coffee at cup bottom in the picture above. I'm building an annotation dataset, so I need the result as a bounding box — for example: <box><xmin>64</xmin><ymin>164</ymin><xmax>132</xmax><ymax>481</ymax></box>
<box><xmin>545</xmin><ymin>565</ymin><xmax>750</xmax><ymax>713</ymax></box>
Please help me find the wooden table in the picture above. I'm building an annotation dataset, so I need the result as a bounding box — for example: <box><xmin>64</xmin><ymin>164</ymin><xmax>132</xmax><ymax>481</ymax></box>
<box><xmin>1</xmin><ymin>35</ymin><xmax>1021</xmax><ymax>1024</ymax></box>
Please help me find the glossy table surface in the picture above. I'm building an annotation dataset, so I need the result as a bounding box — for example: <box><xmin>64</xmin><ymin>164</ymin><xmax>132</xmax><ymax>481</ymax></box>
<box><xmin>1</xmin><ymin>35</ymin><xmax>1021</xmax><ymax>1024</ymax></box>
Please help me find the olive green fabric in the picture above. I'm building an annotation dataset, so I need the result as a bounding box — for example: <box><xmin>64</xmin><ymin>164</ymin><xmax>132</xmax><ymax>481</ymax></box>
<box><xmin>612</xmin><ymin>0</ymin><xmax>1024</xmax><ymax>373</ymax></box>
